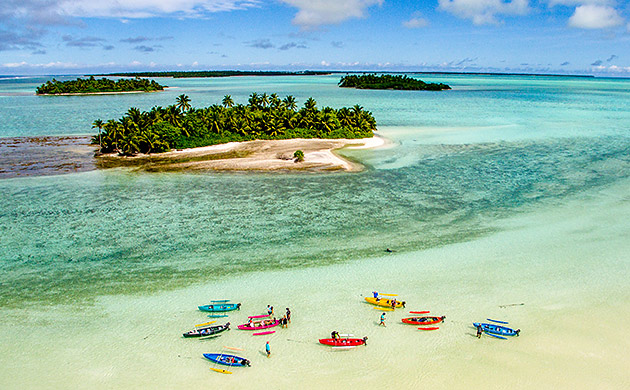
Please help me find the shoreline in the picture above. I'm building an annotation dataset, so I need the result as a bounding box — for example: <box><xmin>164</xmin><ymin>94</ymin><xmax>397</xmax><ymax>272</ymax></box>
<box><xmin>0</xmin><ymin>134</ymin><xmax>387</xmax><ymax>178</ymax></box>
<box><xmin>97</xmin><ymin>135</ymin><xmax>387</xmax><ymax>172</ymax></box>
<box><xmin>1</xmin><ymin>177</ymin><xmax>628</xmax><ymax>389</ymax></box>
<box><xmin>36</xmin><ymin>89</ymin><xmax>165</xmax><ymax>96</ymax></box>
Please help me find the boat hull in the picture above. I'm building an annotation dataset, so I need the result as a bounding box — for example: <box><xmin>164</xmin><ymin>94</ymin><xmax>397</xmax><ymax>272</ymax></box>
<box><xmin>473</xmin><ymin>322</ymin><xmax>520</xmax><ymax>337</ymax></box>
<box><xmin>237</xmin><ymin>319</ymin><xmax>280</xmax><ymax>330</ymax></box>
<box><xmin>203</xmin><ymin>353</ymin><xmax>250</xmax><ymax>367</ymax></box>
<box><xmin>402</xmin><ymin>316</ymin><xmax>445</xmax><ymax>325</ymax></box>
<box><xmin>183</xmin><ymin>323</ymin><xmax>230</xmax><ymax>338</ymax></box>
<box><xmin>364</xmin><ymin>297</ymin><xmax>404</xmax><ymax>308</ymax></box>
<box><xmin>319</xmin><ymin>338</ymin><xmax>366</xmax><ymax>347</ymax></box>
<box><xmin>198</xmin><ymin>303</ymin><xmax>240</xmax><ymax>312</ymax></box>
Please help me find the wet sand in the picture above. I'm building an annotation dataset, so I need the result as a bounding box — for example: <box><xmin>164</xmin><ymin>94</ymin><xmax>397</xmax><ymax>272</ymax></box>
<box><xmin>0</xmin><ymin>136</ymin><xmax>96</xmax><ymax>179</ymax></box>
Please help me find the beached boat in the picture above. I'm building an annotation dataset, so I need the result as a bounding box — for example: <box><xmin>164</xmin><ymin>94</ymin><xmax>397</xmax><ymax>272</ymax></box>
<box><xmin>198</xmin><ymin>303</ymin><xmax>241</xmax><ymax>312</ymax></box>
<box><xmin>473</xmin><ymin>322</ymin><xmax>520</xmax><ymax>337</ymax></box>
<box><xmin>183</xmin><ymin>322</ymin><xmax>230</xmax><ymax>338</ymax></box>
<box><xmin>237</xmin><ymin>318</ymin><xmax>280</xmax><ymax>330</ymax></box>
<box><xmin>203</xmin><ymin>353</ymin><xmax>250</xmax><ymax>367</ymax></box>
<box><xmin>402</xmin><ymin>316</ymin><xmax>445</xmax><ymax>325</ymax></box>
<box><xmin>319</xmin><ymin>337</ymin><xmax>368</xmax><ymax>347</ymax></box>
<box><xmin>364</xmin><ymin>297</ymin><xmax>405</xmax><ymax>308</ymax></box>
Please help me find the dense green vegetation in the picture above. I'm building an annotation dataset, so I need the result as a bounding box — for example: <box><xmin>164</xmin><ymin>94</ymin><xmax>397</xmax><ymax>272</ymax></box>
<box><xmin>339</xmin><ymin>74</ymin><xmax>450</xmax><ymax>91</ymax></box>
<box><xmin>36</xmin><ymin>76</ymin><xmax>165</xmax><ymax>95</ymax></box>
<box><xmin>293</xmin><ymin>150</ymin><xmax>305</xmax><ymax>162</ymax></box>
<box><xmin>92</xmin><ymin>93</ymin><xmax>376</xmax><ymax>155</ymax></box>
<box><xmin>95</xmin><ymin>70</ymin><xmax>330</xmax><ymax>78</ymax></box>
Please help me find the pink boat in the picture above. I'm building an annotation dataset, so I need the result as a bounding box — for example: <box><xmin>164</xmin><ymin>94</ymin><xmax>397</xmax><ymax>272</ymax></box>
<box><xmin>237</xmin><ymin>319</ymin><xmax>280</xmax><ymax>330</ymax></box>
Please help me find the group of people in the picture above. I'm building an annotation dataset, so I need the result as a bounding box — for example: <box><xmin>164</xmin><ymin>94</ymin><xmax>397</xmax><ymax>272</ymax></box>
<box><xmin>263</xmin><ymin>306</ymin><xmax>291</xmax><ymax>328</ymax></box>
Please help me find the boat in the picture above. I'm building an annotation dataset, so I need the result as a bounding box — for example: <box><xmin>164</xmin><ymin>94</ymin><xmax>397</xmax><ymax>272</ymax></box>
<box><xmin>253</xmin><ymin>330</ymin><xmax>275</xmax><ymax>336</ymax></box>
<box><xmin>183</xmin><ymin>322</ymin><xmax>230</xmax><ymax>338</ymax></box>
<box><xmin>319</xmin><ymin>337</ymin><xmax>368</xmax><ymax>347</ymax></box>
<box><xmin>402</xmin><ymin>316</ymin><xmax>445</xmax><ymax>325</ymax></box>
<box><xmin>473</xmin><ymin>322</ymin><xmax>520</xmax><ymax>337</ymax></box>
<box><xmin>198</xmin><ymin>303</ymin><xmax>241</xmax><ymax>312</ymax></box>
<box><xmin>203</xmin><ymin>353</ymin><xmax>250</xmax><ymax>367</ymax></box>
<box><xmin>364</xmin><ymin>297</ymin><xmax>405</xmax><ymax>308</ymax></box>
<box><xmin>237</xmin><ymin>318</ymin><xmax>280</xmax><ymax>330</ymax></box>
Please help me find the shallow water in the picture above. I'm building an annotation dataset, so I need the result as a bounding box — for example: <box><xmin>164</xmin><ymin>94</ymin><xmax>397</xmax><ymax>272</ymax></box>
<box><xmin>0</xmin><ymin>74</ymin><xmax>629</xmax><ymax>388</ymax></box>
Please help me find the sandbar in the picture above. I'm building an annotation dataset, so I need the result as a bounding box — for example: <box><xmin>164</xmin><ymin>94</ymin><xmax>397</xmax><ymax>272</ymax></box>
<box><xmin>97</xmin><ymin>135</ymin><xmax>387</xmax><ymax>172</ymax></box>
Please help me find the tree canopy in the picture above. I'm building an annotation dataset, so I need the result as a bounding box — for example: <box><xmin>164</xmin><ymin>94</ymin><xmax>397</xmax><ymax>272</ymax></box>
<box><xmin>36</xmin><ymin>76</ymin><xmax>165</xmax><ymax>95</ymax></box>
<box><xmin>338</xmin><ymin>74</ymin><xmax>450</xmax><ymax>91</ymax></box>
<box><xmin>92</xmin><ymin>93</ymin><xmax>376</xmax><ymax>156</ymax></box>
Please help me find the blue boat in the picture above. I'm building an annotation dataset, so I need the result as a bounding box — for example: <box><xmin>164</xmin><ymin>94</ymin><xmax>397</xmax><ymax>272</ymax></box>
<box><xmin>203</xmin><ymin>353</ymin><xmax>250</xmax><ymax>367</ymax></box>
<box><xmin>198</xmin><ymin>303</ymin><xmax>241</xmax><ymax>312</ymax></box>
<box><xmin>473</xmin><ymin>322</ymin><xmax>520</xmax><ymax>338</ymax></box>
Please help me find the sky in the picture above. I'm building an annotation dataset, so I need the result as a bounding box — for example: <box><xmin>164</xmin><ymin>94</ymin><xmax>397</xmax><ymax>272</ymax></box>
<box><xmin>1</xmin><ymin>0</ymin><xmax>630</xmax><ymax>76</ymax></box>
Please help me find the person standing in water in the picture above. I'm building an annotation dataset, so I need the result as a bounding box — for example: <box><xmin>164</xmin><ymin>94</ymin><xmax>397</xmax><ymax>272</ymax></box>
<box><xmin>266</xmin><ymin>341</ymin><xmax>271</xmax><ymax>357</ymax></box>
<box><xmin>379</xmin><ymin>312</ymin><xmax>386</xmax><ymax>327</ymax></box>
<box><xmin>476</xmin><ymin>325</ymin><xmax>483</xmax><ymax>338</ymax></box>
<box><xmin>286</xmin><ymin>307</ymin><xmax>291</xmax><ymax>323</ymax></box>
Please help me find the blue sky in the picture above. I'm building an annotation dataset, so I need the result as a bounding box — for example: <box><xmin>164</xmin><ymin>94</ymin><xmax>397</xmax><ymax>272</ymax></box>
<box><xmin>1</xmin><ymin>0</ymin><xmax>629</xmax><ymax>76</ymax></box>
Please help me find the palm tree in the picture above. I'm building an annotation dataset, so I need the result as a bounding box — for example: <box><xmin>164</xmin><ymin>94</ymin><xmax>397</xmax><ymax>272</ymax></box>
<box><xmin>248</xmin><ymin>93</ymin><xmax>260</xmax><ymax>109</ymax></box>
<box><xmin>222</xmin><ymin>95</ymin><xmax>234</xmax><ymax>108</ymax></box>
<box><xmin>269</xmin><ymin>93</ymin><xmax>281</xmax><ymax>109</ymax></box>
<box><xmin>92</xmin><ymin>119</ymin><xmax>104</xmax><ymax>151</ymax></box>
<box><xmin>260</xmin><ymin>93</ymin><xmax>269</xmax><ymax>109</ymax></box>
<box><xmin>283</xmin><ymin>95</ymin><xmax>297</xmax><ymax>111</ymax></box>
<box><xmin>208</xmin><ymin>110</ymin><xmax>223</xmax><ymax>134</ymax></box>
<box><xmin>337</xmin><ymin>107</ymin><xmax>353</xmax><ymax>128</ymax></box>
<box><xmin>175</xmin><ymin>94</ymin><xmax>192</xmax><ymax>112</ymax></box>
<box><xmin>304</xmin><ymin>97</ymin><xmax>317</xmax><ymax>111</ymax></box>
<box><xmin>104</xmin><ymin>119</ymin><xmax>122</xmax><ymax>153</ymax></box>
<box><xmin>165</xmin><ymin>105</ymin><xmax>183</xmax><ymax>129</ymax></box>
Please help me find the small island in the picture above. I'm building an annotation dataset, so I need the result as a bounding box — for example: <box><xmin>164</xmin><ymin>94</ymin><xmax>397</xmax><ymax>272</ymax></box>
<box><xmin>338</xmin><ymin>74</ymin><xmax>450</xmax><ymax>91</ymax></box>
<box><xmin>36</xmin><ymin>76</ymin><xmax>165</xmax><ymax>95</ymax></box>
<box><xmin>92</xmin><ymin>93</ymin><xmax>380</xmax><ymax>172</ymax></box>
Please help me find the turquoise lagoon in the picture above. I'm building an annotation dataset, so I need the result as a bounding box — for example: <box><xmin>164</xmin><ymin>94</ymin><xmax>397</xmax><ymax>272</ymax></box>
<box><xmin>0</xmin><ymin>74</ymin><xmax>629</xmax><ymax>389</ymax></box>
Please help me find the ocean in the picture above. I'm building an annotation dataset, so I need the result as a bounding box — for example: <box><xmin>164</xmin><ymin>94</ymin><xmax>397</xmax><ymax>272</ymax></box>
<box><xmin>0</xmin><ymin>74</ymin><xmax>628</xmax><ymax>389</ymax></box>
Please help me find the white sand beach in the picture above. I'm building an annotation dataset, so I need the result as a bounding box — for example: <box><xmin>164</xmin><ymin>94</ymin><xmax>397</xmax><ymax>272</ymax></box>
<box><xmin>1</xmin><ymin>176</ymin><xmax>628</xmax><ymax>389</ymax></box>
<box><xmin>99</xmin><ymin>135</ymin><xmax>386</xmax><ymax>172</ymax></box>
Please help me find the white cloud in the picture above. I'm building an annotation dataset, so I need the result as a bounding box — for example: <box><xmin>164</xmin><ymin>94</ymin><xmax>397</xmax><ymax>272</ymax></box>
<box><xmin>2</xmin><ymin>1</ymin><xmax>260</xmax><ymax>21</ymax></box>
<box><xmin>548</xmin><ymin>0</ymin><xmax>614</xmax><ymax>6</ymax></box>
<box><xmin>568</xmin><ymin>5</ymin><xmax>624</xmax><ymax>29</ymax></box>
<box><xmin>592</xmin><ymin>64</ymin><xmax>630</xmax><ymax>73</ymax></box>
<box><xmin>438</xmin><ymin>0</ymin><xmax>530</xmax><ymax>25</ymax></box>
<box><xmin>403</xmin><ymin>15</ymin><xmax>429</xmax><ymax>28</ymax></box>
<box><xmin>280</xmin><ymin>0</ymin><xmax>382</xmax><ymax>28</ymax></box>
<box><xmin>2</xmin><ymin>61</ymin><xmax>80</xmax><ymax>68</ymax></box>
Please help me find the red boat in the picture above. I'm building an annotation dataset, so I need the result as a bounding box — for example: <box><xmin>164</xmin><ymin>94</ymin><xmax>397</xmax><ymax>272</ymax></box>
<box><xmin>402</xmin><ymin>316</ymin><xmax>445</xmax><ymax>325</ymax></box>
<box><xmin>319</xmin><ymin>337</ymin><xmax>367</xmax><ymax>347</ymax></box>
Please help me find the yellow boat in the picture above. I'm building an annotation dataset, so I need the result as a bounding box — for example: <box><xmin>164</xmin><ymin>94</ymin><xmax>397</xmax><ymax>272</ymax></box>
<box><xmin>364</xmin><ymin>297</ymin><xmax>405</xmax><ymax>308</ymax></box>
